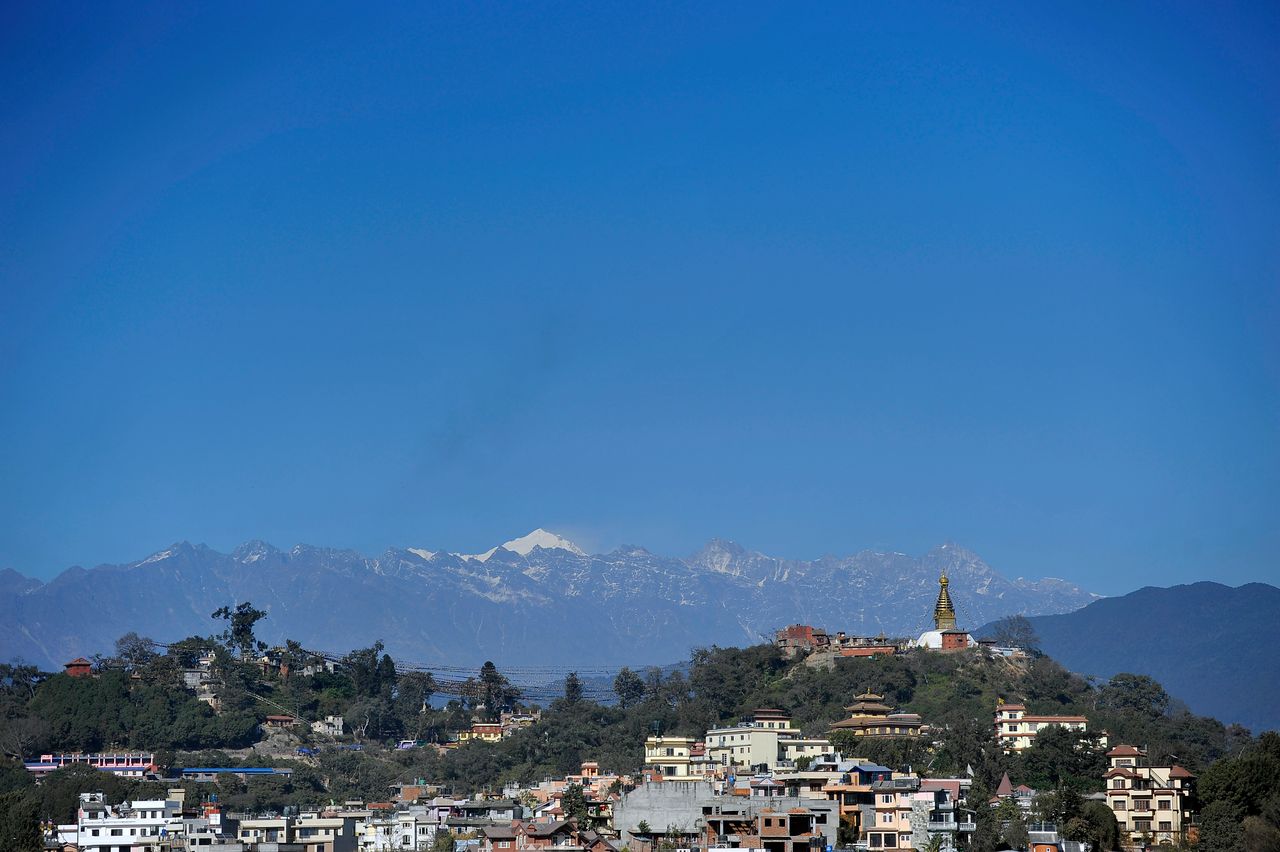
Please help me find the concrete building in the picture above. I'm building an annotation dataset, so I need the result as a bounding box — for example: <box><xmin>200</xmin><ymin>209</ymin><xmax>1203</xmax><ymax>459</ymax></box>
<box><xmin>706</xmin><ymin>709</ymin><xmax>832</xmax><ymax>772</ymax></box>
<box><xmin>25</xmin><ymin>752</ymin><xmax>156</xmax><ymax>779</ymax></box>
<box><xmin>644</xmin><ymin>735</ymin><xmax>700</xmax><ymax>778</ymax></box>
<box><xmin>1104</xmin><ymin>745</ymin><xmax>1197</xmax><ymax>848</ymax></box>
<box><xmin>614</xmin><ymin>780</ymin><xmax>838</xmax><ymax>852</ymax></box>
<box><xmin>74</xmin><ymin>794</ymin><xmax>183</xmax><ymax>852</ymax></box>
<box><xmin>357</xmin><ymin>807</ymin><xmax>439</xmax><ymax>851</ymax></box>
<box><xmin>993</xmin><ymin>702</ymin><xmax>1093</xmax><ymax>753</ymax></box>
<box><xmin>238</xmin><ymin>814</ymin><xmax>359</xmax><ymax>852</ymax></box>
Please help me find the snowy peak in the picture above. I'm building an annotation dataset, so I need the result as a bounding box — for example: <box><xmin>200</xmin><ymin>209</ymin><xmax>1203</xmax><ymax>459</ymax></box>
<box><xmin>463</xmin><ymin>529</ymin><xmax>587</xmax><ymax>562</ymax></box>
<box><xmin>502</xmin><ymin>529</ymin><xmax>586</xmax><ymax>557</ymax></box>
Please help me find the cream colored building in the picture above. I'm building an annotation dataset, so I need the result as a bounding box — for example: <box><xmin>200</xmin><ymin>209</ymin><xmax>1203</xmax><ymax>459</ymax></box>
<box><xmin>644</xmin><ymin>735</ymin><xmax>699</xmax><ymax>778</ymax></box>
<box><xmin>1104</xmin><ymin>745</ymin><xmax>1197</xmax><ymax>849</ymax></box>
<box><xmin>239</xmin><ymin>814</ymin><xmax>358</xmax><ymax>852</ymax></box>
<box><xmin>706</xmin><ymin>708</ymin><xmax>832</xmax><ymax>771</ymax></box>
<box><xmin>993</xmin><ymin>702</ymin><xmax>1094</xmax><ymax>752</ymax></box>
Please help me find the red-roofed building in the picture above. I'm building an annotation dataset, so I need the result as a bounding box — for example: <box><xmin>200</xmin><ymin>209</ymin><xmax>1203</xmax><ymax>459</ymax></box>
<box><xmin>1104</xmin><ymin>744</ymin><xmax>1197</xmax><ymax>848</ymax></box>
<box><xmin>994</xmin><ymin>700</ymin><xmax>1099</xmax><ymax>752</ymax></box>
<box><xmin>64</xmin><ymin>658</ymin><xmax>92</xmax><ymax>678</ymax></box>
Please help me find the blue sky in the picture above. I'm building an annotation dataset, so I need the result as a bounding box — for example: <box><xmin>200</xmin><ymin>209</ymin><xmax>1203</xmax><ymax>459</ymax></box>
<box><xmin>1</xmin><ymin>3</ymin><xmax>1276</xmax><ymax>594</ymax></box>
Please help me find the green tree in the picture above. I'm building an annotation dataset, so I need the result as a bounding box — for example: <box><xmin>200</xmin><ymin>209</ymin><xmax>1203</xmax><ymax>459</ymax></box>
<box><xmin>561</xmin><ymin>782</ymin><xmax>589</xmax><ymax>823</ymax></box>
<box><xmin>432</xmin><ymin>829</ymin><xmax>456</xmax><ymax>852</ymax></box>
<box><xmin>564</xmin><ymin>672</ymin><xmax>583</xmax><ymax>705</ymax></box>
<box><xmin>1098</xmin><ymin>673</ymin><xmax>1170</xmax><ymax>719</ymax></box>
<box><xmin>614</xmin><ymin>668</ymin><xmax>645</xmax><ymax>709</ymax></box>
<box><xmin>984</xmin><ymin>615</ymin><xmax>1041</xmax><ymax>653</ymax></box>
<box><xmin>0</xmin><ymin>791</ymin><xmax>40</xmax><ymax>852</ymax></box>
<box><xmin>211</xmin><ymin>602</ymin><xmax>268</xmax><ymax>657</ymax></box>
<box><xmin>113</xmin><ymin>632</ymin><xmax>159</xmax><ymax>671</ymax></box>
<box><xmin>469</xmin><ymin>662</ymin><xmax>520</xmax><ymax>719</ymax></box>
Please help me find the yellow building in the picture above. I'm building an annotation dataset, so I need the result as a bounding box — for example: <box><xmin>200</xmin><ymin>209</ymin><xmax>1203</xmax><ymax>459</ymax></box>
<box><xmin>457</xmin><ymin>722</ymin><xmax>504</xmax><ymax>744</ymax></box>
<box><xmin>644</xmin><ymin>735</ymin><xmax>699</xmax><ymax>778</ymax></box>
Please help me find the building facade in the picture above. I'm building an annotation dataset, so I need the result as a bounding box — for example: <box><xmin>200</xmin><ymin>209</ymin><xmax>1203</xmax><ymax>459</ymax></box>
<box><xmin>1104</xmin><ymin>745</ymin><xmax>1197</xmax><ymax>848</ymax></box>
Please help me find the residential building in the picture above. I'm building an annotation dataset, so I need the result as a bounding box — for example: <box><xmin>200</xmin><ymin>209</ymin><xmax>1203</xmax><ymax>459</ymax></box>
<box><xmin>313</xmin><ymin>715</ymin><xmax>345</xmax><ymax>737</ymax></box>
<box><xmin>238</xmin><ymin>814</ymin><xmax>359</xmax><ymax>852</ymax></box>
<box><xmin>614</xmin><ymin>780</ymin><xmax>838</xmax><ymax>852</ymax></box>
<box><xmin>74</xmin><ymin>794</ymin><xmax>183</xmax><ymax>852</ymax></box>
<box><xmin>706</xmin><ymin>709</ymin><xmax>832</xmax><ymax>772</ymax></box>
<box><xmin>1104</xmin><ymin>745</ymin><xmax>1197</xmax><ymax>848</ymax></box>
<box><xmin>910</xmin><ymin>779</ymin><xmax>976</xmax><ymax>851</ymax></box>
<box><xmin>458</xmin><ymin>722</ymin><xmax>505</xmax><ymax>744</ymax></box>
<box><xmin>775</xmin><ymin>625</ymin><xmax>831</xmax><ymax>658</ymax></box>
<box><xmin>867</xmin><ymin>775</ymin><xmax>916</xmax><ymax>850</ymax></box>
<box><xmin>358</xmin><ymin>806</ymin><xmax>439</xmax><ymax>851</ymax></box>
<box><xmin>993</xmin><ymin>701</ymin><xmax>1093</xmax><ymax>753</ymax></box>
<box><xmin>644</xmin><ymin>735</ymin><xmax>699</xmax><ymax>778</ymax></box>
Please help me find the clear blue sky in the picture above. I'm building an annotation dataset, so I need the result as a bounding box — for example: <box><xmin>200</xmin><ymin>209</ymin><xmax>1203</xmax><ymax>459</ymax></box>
<box><xmin>1</xmin><ymin>3</ymin><xmax>1276</xmax><ymax>594</ymax></box>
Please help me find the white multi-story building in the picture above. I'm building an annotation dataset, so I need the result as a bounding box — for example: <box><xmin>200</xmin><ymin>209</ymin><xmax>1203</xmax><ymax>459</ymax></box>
<box><xmin>705</xmin><ymin>709</ymin><xmax>832</xmax><ymax>772</ymax></box>
<box><xmin>74</xmin><ymin>794</ymin><xmax>183</xmax><ymax>852</ymax></box>
<box><xmin>358</xmin><ymin>807</ymin><xmax>439</xmax><ymax>851</ymax></box>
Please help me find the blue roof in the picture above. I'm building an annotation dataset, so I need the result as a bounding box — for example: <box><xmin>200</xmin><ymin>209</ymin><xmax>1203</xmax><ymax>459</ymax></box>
<box><xmin>181</xmin><ymin>767</ymin><xmax>290</xmax><ymax>774</ymax></box>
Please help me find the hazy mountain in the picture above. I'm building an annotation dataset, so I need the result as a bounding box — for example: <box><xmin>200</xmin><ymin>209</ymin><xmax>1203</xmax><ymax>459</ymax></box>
<box><xmin>976</xmin><ymin>581</ymin><xmax>1280</xmax><ymax>734</ymax></box>
<box><xmin>1</xmin><ymin>530</ymin><xmax>1098</xmax><ymax>670</ymax></box>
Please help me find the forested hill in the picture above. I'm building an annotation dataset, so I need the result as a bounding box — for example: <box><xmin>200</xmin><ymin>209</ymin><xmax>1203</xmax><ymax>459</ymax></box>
<box><xmin>977</xmin><ymin>581</ymin><xmax>1280</xmax><ymax>734</ymax></box>
<box><xmin>1</xmin><ymin>627</ymin><xmax>1275</xmax><ymax>850</ymax></box>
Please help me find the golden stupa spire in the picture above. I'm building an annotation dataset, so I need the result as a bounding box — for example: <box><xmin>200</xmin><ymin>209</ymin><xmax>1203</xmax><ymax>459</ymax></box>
<box><xmin>934</xmin><ymin>572</ymin><xmax>957</xmax><ymax>630</ymax></box>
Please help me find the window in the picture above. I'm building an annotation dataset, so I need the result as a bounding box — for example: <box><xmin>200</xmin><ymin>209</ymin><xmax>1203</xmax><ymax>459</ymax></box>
<box><xmin>1114</xmin><ymin>801</ymin><xmax>1126</xmax><ymax>811</ymax></box>
<box><xmin>1158</xmin><ymin>800</ymin><xmax>1171</xmax><ymax>811</ymax></box>
<box><xmin>1159</xmin><ymin>821</ymin><xmax>1172</xmax><ymax>832</ymax></box>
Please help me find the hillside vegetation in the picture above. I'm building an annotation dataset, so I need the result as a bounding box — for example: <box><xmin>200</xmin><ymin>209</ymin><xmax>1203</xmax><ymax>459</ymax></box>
<box><xmin>0</xmin><ymin>608</ymin><xmax>1271</xmax><ymax>849</ymax></box>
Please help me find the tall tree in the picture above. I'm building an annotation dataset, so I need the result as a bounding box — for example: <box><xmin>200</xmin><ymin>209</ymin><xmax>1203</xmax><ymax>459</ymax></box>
<box><xmin>985</xmin><ymin>615</ymin><xmax>1041</xmax><ymax>652</ymax></box>
<box><xmin>0</xmin><ymin>791</ymin><xmax>40</xmax><ymax>852</ymax></box>
<box><xmin>561</xmin><ymin>783</ymin><xmax>589</xmax><ymax>824</ymax></box>
<box><xmin>211</xmin><ymin>602</ymin><xmax>268</xmax><ymax>658</ymax></box>
<box><xmin>564</xmin><ymin>672</ymin><xmax>583</xmax><ymax>704</ymax></box>
<box><xmin>613</xmin><ymin>667</ymin><xmax>645</xmax><ymax>709</ymax></box>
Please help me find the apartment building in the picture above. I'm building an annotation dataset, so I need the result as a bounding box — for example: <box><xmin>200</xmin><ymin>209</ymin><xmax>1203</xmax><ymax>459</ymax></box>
<box><xmin>706</xmin><ymin>709</ymin><xmax>832</xmax><ymax>771</ymax></box>
<box><xmin>993</xmin><ymin>701</ymin><xmax>1094</xmax><ymax>753</ymax></box>
<box><xmin>644</xmin><ymin>735</ymin><xmax>700</xmax><ymax>778</ymax></box>
<box><xmin>1104</xmin><ymin>745</ymin><xmax>1197</xmax><ymax>848</ymax></box>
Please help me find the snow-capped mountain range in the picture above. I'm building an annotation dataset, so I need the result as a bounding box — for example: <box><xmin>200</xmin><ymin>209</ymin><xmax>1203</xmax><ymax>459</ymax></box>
<box><xmin>0</xmin><ymin>531</ymin><xmax>1100</xmax><ymax>669</ymax></box>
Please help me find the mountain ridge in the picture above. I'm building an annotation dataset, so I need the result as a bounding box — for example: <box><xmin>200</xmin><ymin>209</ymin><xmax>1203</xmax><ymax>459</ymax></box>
<box><xmin>976</xmin><ymin>580</ymin><xmax>1280</xmax><ymax>734</ymax></box>
<box><xmin>1</xmin><ymin>532</ymin><xmax>1100</xmax><ymax>670</ymax></box>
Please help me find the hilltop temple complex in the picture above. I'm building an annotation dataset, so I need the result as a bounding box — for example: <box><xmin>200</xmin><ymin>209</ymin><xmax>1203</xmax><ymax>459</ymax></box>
<box><xmin>914</xmin><ymin>572</ymin><xmax>976</xmax><ymax>650</ymax></box>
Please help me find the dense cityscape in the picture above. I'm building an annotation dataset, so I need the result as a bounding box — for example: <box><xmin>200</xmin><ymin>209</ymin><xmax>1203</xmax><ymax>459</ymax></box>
<box><xmin>2</xmin><ymin>573</ymin><xmax>1274</xmax><ymax>852</ymax></box>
